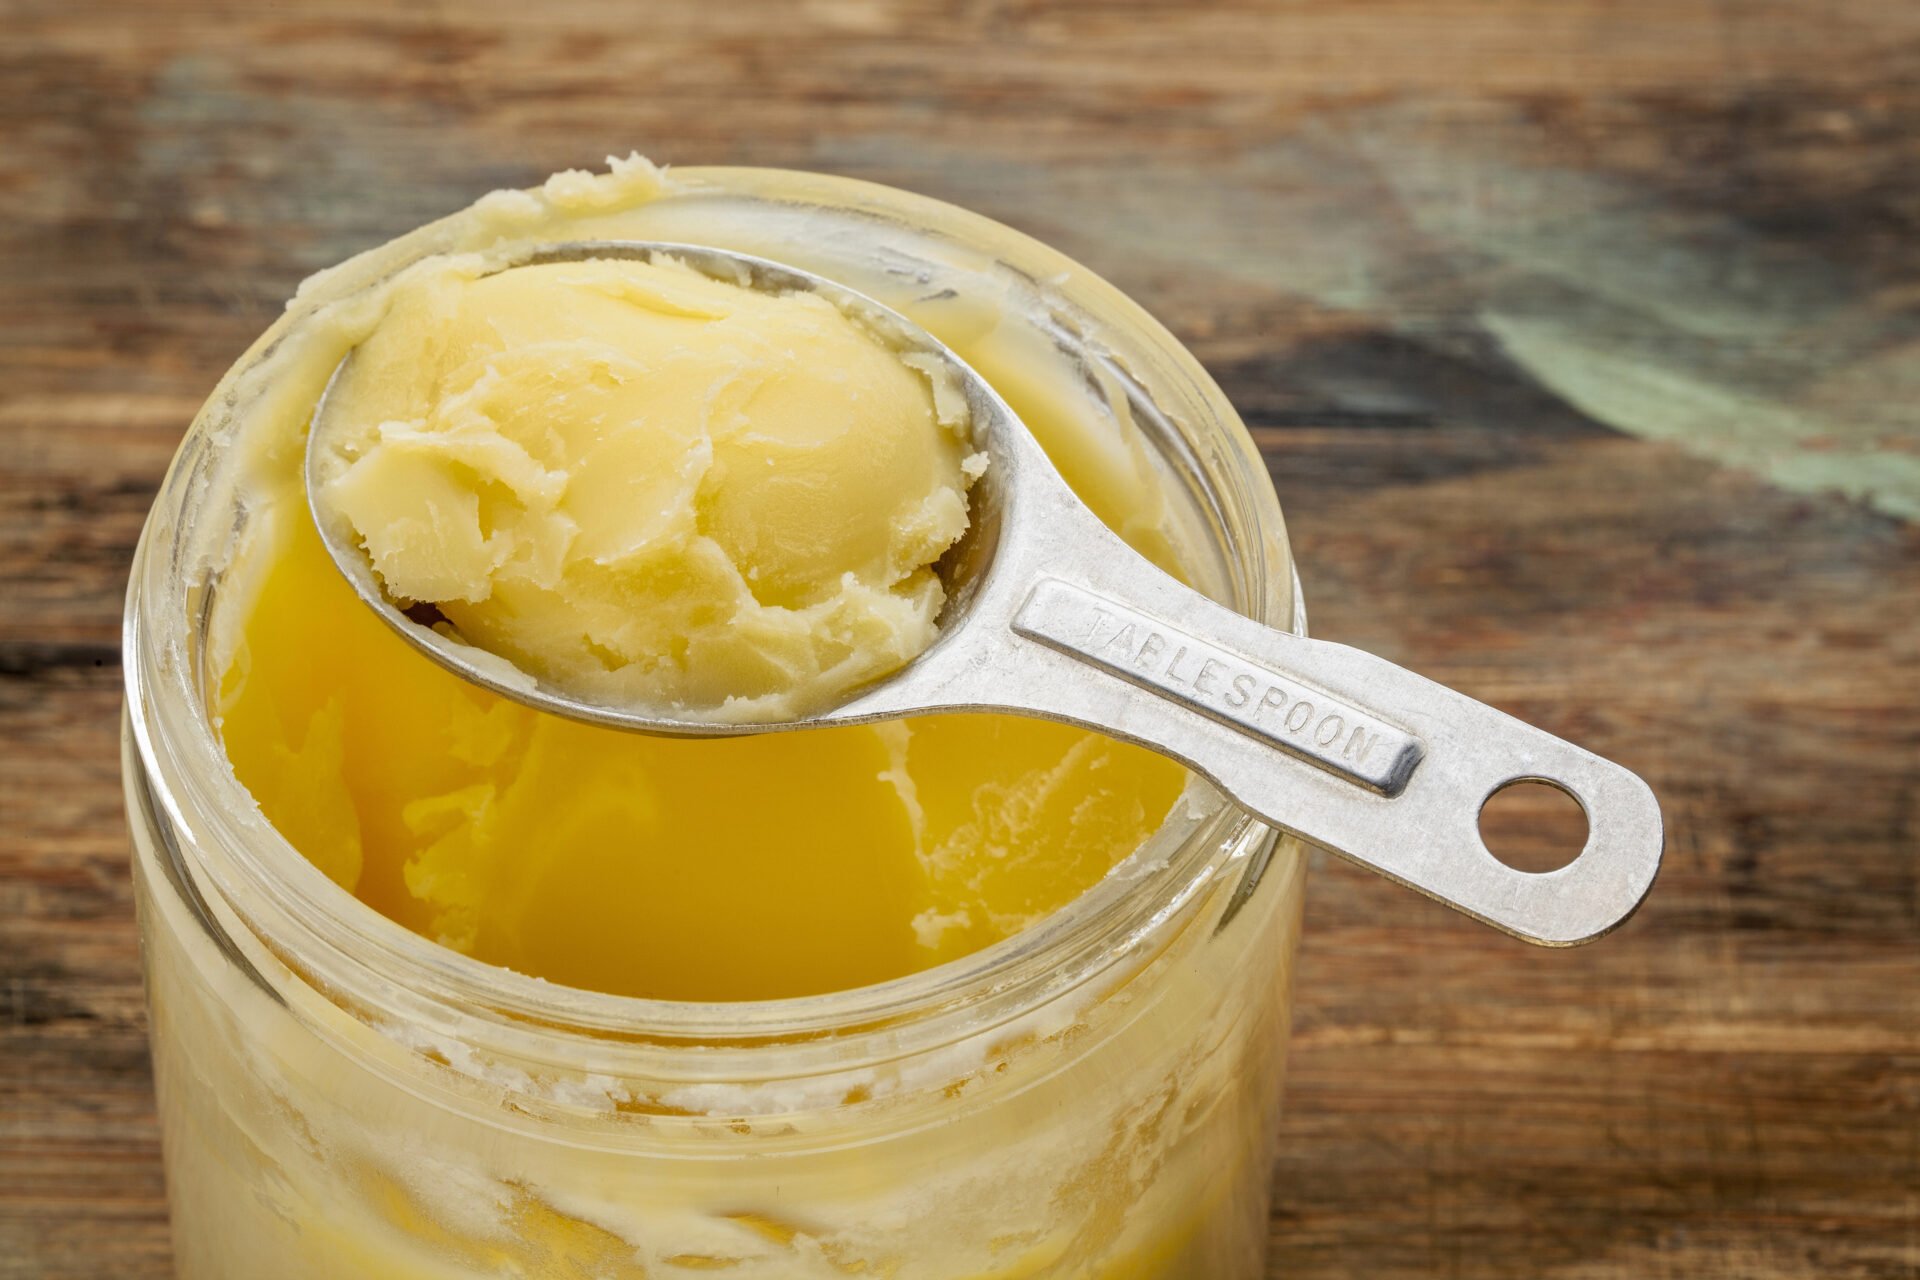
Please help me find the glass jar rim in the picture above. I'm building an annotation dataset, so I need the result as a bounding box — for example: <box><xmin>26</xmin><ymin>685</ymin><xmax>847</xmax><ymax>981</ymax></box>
<box><xmin>123</xmin><ymin>164</ymin><xmax>1302</xmax><ymax>1081</ymax></box>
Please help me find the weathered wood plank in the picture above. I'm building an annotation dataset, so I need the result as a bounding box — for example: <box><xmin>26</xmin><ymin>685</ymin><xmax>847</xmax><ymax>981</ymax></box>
<box><xmin>2</xmin><ymin>2</ymin><xmax>1914</xmax><ymax>1277</ymax></box>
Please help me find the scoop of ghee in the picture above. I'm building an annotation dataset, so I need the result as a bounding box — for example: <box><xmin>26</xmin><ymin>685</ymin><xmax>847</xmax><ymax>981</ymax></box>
<box><xmin>318</xmin><ymin>256</ymin><xmax>980</xmax><ymax>719</ymax></box>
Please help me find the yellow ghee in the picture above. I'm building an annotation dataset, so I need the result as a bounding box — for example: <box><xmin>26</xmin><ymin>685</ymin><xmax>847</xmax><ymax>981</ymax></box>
<box><xmin>217</xmin><ymin>514</ymin><xmax>1181</xmax><ymax>999</ymax></box>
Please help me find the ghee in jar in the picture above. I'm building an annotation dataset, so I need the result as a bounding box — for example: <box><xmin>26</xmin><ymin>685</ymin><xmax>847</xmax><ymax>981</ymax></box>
<box><xmin>215</xmin><ymin>156</ymin><xmax>1190</xmax><ymax>1001</ymax></box>
<box><xmin>126</xmin><ymin>156</ymin><xmax>1301</xmax><ymax>1280</ymax></box>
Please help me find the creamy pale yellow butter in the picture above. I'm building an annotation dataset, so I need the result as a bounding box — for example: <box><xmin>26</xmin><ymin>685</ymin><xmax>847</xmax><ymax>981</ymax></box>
<box><xmin>317</xmin><ymin>255</ymin><xmax>981</xmax><ymax>720</ymax></box>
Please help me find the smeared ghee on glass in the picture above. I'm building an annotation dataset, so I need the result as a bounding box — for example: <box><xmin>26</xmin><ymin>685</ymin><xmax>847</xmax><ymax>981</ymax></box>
<box><xmin>136</xmin><ymin>159</ymin><xmax>1298</xmax><ymax>1280</ymax></box>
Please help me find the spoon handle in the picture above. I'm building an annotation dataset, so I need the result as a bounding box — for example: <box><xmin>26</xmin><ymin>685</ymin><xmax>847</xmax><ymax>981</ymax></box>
<box><xmin>298</xmin><ymin>232</ymin><xmax>1660</xmax><ymax>943</ymax></box>
<box><xmin>949</xmin><ymin>518</ymin><xmax>1663</xmax><ymax>946</ymax></box>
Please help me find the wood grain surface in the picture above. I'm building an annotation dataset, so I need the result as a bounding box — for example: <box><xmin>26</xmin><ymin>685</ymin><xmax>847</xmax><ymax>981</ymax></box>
<box><xmin>3</xmin><ymin>2</ymin><xmax>1916</xmax><ymax>1276</ymax></box>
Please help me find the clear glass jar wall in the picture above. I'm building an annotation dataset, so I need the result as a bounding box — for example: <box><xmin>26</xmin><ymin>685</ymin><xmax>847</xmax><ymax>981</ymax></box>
<box><xmin>123</xmin><ymin>166</ymin><xmax>1308</xmax><ymax>1278</ymax></box>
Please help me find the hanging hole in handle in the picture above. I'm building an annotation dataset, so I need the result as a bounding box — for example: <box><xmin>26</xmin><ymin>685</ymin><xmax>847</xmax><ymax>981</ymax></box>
<box><xmin>1479</xmin><ymin>779</ymin><xmax>1590</xmax><ymax>874</ymax></box>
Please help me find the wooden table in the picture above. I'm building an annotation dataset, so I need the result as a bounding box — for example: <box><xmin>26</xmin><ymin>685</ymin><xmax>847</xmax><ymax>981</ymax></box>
<box><xmin>3</xmin><ymin>2</ymin><xmax>1915</xmax><ymax>1276</ymax></box>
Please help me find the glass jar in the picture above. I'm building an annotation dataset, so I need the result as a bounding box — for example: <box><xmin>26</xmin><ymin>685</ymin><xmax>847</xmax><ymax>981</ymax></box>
<box><xmin>123</xmin><ymin>165</ymin><xmax>1308</xmax><ymax>1278</ymax></box>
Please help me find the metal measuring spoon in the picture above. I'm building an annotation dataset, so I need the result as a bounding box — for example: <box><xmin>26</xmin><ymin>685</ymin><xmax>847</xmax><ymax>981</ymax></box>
<box><xmin>307</xmin><ymin>241</ymin><xmax>1662</xmax><ymax>947</ymax></box>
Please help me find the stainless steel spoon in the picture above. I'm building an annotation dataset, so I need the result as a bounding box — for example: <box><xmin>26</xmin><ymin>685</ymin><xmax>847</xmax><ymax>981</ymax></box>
<box><xmin>307</xmin><ymin>240</ymin><xmax>1662</xmax><ymax>946</ymax></box>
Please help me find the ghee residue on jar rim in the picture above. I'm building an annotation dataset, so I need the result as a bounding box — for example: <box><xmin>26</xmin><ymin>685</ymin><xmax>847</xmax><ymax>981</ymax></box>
<box><xmin>316</xmin><ymin>254</ymin><xmax>987</xmax><ymax>722</ymax></box>
<box><xmin>213</xmin><ymin>154</ymin><xmax>1191</xmax><ymax>1002</ymax></box>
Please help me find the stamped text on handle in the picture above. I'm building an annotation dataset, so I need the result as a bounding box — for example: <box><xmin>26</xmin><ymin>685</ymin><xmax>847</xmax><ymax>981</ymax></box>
<box><xmin>1012</xmin><ymin>579</ymin><xmax>1425</xmax><ymax>795</ymax></box>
